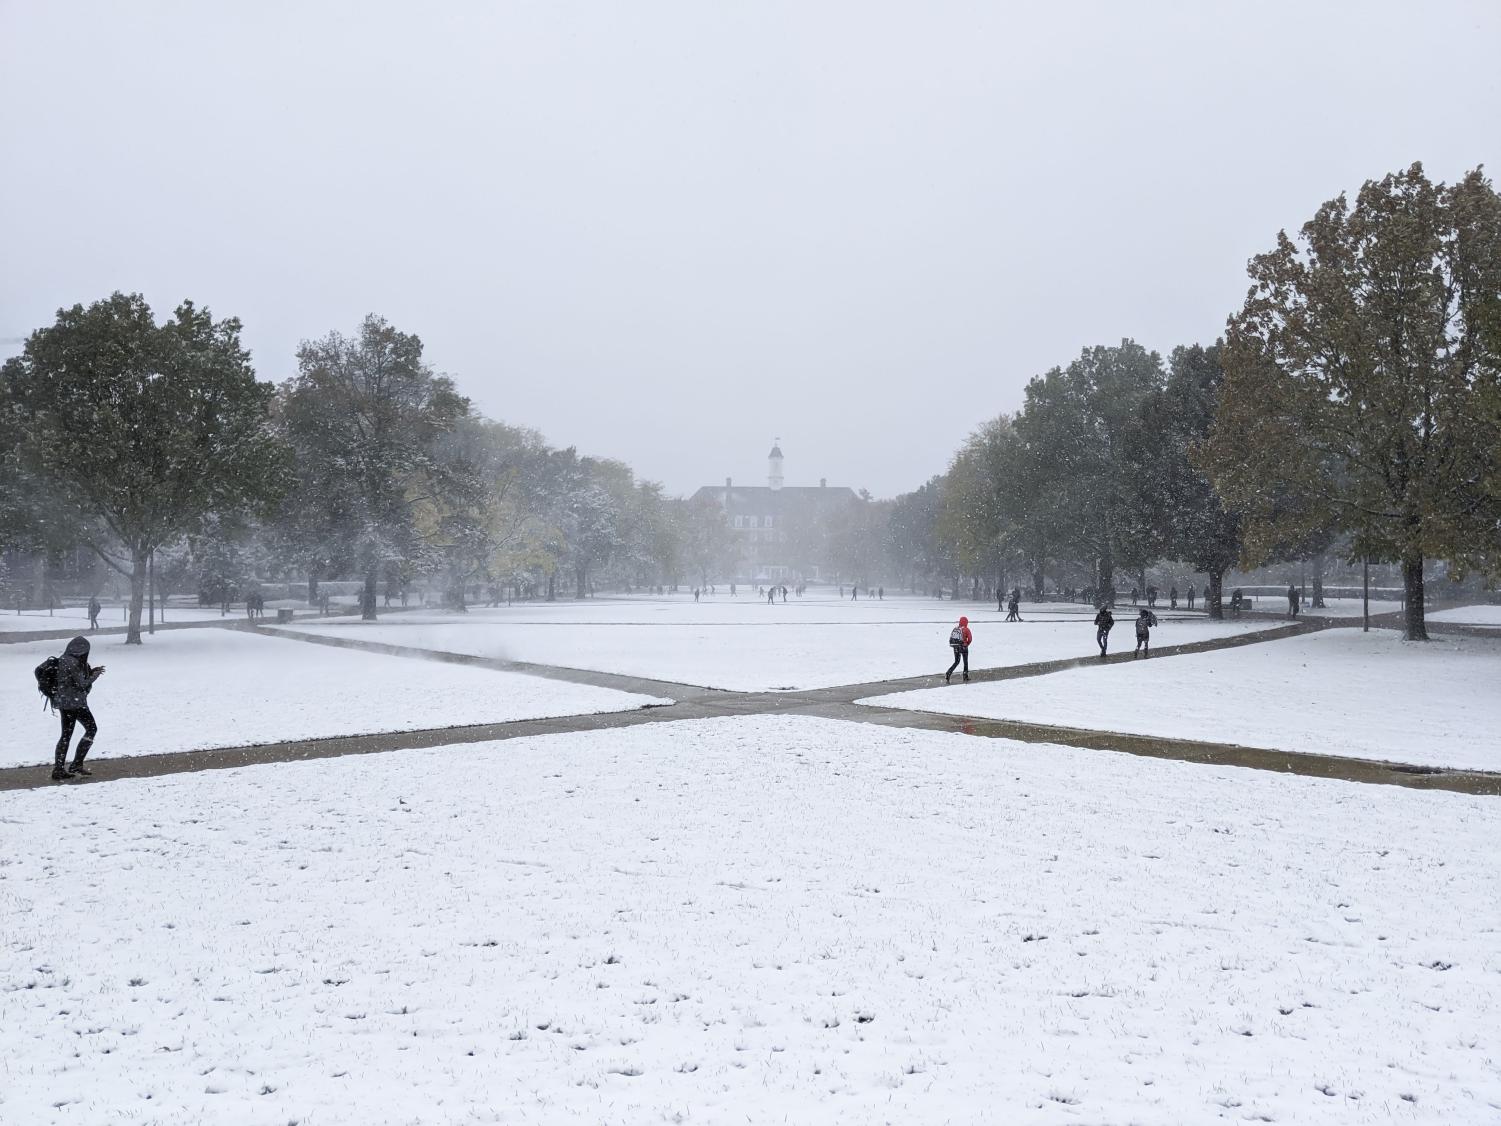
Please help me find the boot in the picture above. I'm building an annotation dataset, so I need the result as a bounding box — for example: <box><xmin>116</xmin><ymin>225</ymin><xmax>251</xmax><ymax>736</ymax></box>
<box><xmin>51</xmin><ymin>765</ymin><xmax>72</xmax><ymax>782</ymax></box>
<box><xmin>70</xmin><ymin>742</ymin><xmax>93</xmax><ymax>777</ymax></box>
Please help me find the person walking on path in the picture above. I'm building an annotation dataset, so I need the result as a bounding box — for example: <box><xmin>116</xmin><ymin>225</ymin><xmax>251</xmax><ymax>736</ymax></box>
<box><xmin>945</xmin><ymin>616</ymin><xmax>972</xmax><ymax>683</ymax></box>
<box><xmin>1169</xmin><ymin>586</ymin><xmax>1178</xmax><ymax>610</ymax></box>
<box><xmin>50</xmin><ymin>636</ymin><xmax>105</xmax><ymax>781</ymax></box>
<box><xmin>1134</xmin><ymin>607</ymin><xmax>1159</xmax><ymax>656</ymax></box>
<box><xmin>1187</xmin><ymin>584</ymin><xmax>1196</xmax><ymax>611</ymax></box>
<box><xmin>1094</xmin><ymin>605</ymin><xmax>1114</xmax><ymax>658</ymax></box>
<box><xmin>1005</xmin><ymin>591</ymin><xmax>1022</xmax><ymax>622</ymax></box>
<box><xmin>87</xmin><ymin>596</ymin><xmax>101</xmax><ymax>631</ymax></box>
<box><xmin>1287</xmin><ymin>584</ymin><xmax>1300</xmax><ymax>618</ymax></box>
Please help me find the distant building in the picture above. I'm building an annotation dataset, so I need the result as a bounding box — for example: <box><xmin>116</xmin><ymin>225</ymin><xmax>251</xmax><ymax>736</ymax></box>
<box><xmin>690</xmin><ymin>440</ymin><xmax>857</xmax><ymax>582</ymax></box>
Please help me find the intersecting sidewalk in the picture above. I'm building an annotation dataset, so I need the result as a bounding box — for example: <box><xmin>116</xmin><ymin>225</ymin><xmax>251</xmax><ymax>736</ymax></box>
<box><xmin>4</xmin><ymin>614</ymin><xmax>1497</xmax><ymax>796</ymax></box>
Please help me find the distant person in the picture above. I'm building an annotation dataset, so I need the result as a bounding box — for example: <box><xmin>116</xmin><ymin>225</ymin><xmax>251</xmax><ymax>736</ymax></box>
<box><xmin>878</xmin><ymin>586</ymin><xmax>884</xmax><ymax>600</ymax></box>
<box><xmin>1147</xmin><ymin>585</ymin><xmax>1158</xmax><ymax>608</ymax></box>
<box><xmin>1287</xmin><ymin>584</ymin><xmax>1299</xmax><ymax>618</ymax></box>
<box><xmin>1169</xmin><ymin>586</ymin><xmax>1178</xmax><ymax>610</ymax></box>
<box><xmin>780</xmin><ymin>585</ymin><xmax>788</xmax><ymax>602</ymax></box>
<box><xmin>945</xmin><ymin>615</ymin><xmax>972</xmax><ymax>684</ymax></box>
<box><xmin>693</xmin><ymin>589</ymin><xmax>700</xmax><ymax>603</ymax></box>
<box><xmin>838</xmin><ymin>585</ymin><xmax>844</xmax><ymax>598</ymax></box>
<box><xmin>851</xmin><ymin>586</ymin><xmax>858</xmax><ymax>600</ymax></box>
<box><xmin>768</xmin><ymin>587</ymin><xmax>776</xmax><ymax>605</ymax></box>
<box><xmin>1230</xmin><ymin>589</ymin><xmax>1244</xmax><ymax>617</ymax></box>
<box><xmin>1186</xmin><ymin>584</ymin><xmax>1196</xmax><ymax>610</ymax></box>
<box><xmin>87</xmin><ymin>596</ymin><xmax>101</xmax><ymax>631</ymax></box>
<box><xmin>1094</xmin><ymin>605</ymin><xmax>1114</xmax><ymax>658</ymax></box>
<box><xmin>1131</xmin><ymin>587</ymin><xmax>1139</xmax><ymax>606</ymax></box>
<box><xmin>49</xmin><ymin>636</ymin><xmax>105</xmax><ymax>781</ymax></box>
<box><xmin>1134</xmin><ymin>607</ymin><xmax>1159</xmax><ymax>656</ymax></box>
<box><xmin>1006</xmin><ymin>591</ymin><xmax>1022</xmax><ymax>622</ymax></box>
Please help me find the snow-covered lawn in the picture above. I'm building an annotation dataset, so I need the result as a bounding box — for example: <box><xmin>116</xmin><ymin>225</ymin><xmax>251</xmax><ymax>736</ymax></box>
<box><xmin>283</xmin><ymin>596</ymin><xmax>1273</xmax><ymax>691</ymax></box>
<box><xmin>1429</xmin><ymin>604</ymin><xmax>1501</xmax><ymax>628</ymax></box>
<box><xmin>0</xmin><ymin>605</ymin><xmax>237</xmax><ymax>635</ymax></box>
<box><xmin>0</xmin><ymin>629</ymin><xmax>664</xmax><ymax>769</ymax></box>
<box><xmin>864</xmin><ymin>628</ymin><xmax>1501</xmax><ymax>772</ymax></box>
<box><xmin>2</xmin><ymin>715</ymin><xmax>1498</xmax><ymax>1123</ymax></box>
<box><xmin>1305</xmin><ymin>597</ymin><xmax>1405</xmax><ymax>619</ymax></box>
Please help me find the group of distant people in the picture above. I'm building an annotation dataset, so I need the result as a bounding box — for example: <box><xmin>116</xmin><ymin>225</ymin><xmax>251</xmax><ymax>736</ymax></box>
<box><xmin>942</xmin><ymin>594</ymin><xmax>1171</xmax><ymax>686</ymax></box>
<box><xmin>1130</xmin><ymin>585</ymin><xmax>1192</xmax><ymax>611</ymax></box>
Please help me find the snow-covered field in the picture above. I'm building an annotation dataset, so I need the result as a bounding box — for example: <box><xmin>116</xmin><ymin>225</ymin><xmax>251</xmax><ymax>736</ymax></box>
<box><xmin>0</xmin><ymin>629</ymin><xmax>664</xmax><ymax>769</ymax></box>
<box><xmin>864</xmin><ymin>628</ymin><xmax>1501</xmax><ymax>772</ymax></box>
<box><xmin>3</xmin><ymin>715</ymin><xmax>1498</xmax><ymax>1123</ymax></box>
<box><xmin>0</xmin><ymin>605</ymin><xmax>238</xmax><ymax>635</ymax></box>
<box><xmin>283</xmin><ymin>595</ymin><xmax>1273</xmax><ymax>691</ymax></box>
<box><xmin>1429</xmin><ymin>604</ymin><xmax>1501</xmax><ymax>628</ymax></box>
<box><xmin>1304</xmin><ymin>597</ymin><xmax>1405</xmax><ymax>619</ymax></box>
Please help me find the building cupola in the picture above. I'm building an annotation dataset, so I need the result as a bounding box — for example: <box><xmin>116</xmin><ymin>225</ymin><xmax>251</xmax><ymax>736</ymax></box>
<box><xmin>768</xmin><ymin>439</ymin><xmax>784</xmax><ymax>491</ymax></box>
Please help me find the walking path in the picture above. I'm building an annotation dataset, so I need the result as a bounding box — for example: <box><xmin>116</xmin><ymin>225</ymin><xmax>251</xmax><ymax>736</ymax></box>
<box><xmin>4</xmin><ymin>613</ymin><xmax>1497</xmax><ymax>795</ymax></box>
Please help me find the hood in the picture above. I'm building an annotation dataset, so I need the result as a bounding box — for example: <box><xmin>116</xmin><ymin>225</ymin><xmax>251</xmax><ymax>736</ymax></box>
<box><xmin>64</xmin><ymin>636</ymin><xmax>91</xmax><ymax>659</ymax></box>
<box><xmin>958</xmin><ymin>616</ymin><xmax>968</xmax><ymax>626</ymax></box>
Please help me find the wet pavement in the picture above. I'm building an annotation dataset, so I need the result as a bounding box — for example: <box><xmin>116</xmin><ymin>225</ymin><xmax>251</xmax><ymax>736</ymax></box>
<box><xmin>4</xmin><ymin>614</ymin><xmax>1497</xmax><ymax>796</ymax></box>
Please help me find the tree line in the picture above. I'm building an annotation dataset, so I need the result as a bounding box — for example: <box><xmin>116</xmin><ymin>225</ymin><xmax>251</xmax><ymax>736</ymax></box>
<box><xmin>882</xmin><ymin>163</ymin><xmax>1501</xmax><ymax>639</ymax></box>
<box><xmin>1</xmin><ymin>305</ymin><xmax>738</xmax><ymax>643</ymax></box>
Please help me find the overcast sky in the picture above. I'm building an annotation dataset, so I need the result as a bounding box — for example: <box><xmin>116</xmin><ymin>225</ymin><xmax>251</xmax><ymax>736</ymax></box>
<box><xmin>3</xmin><ymin>1</ymin><xmax>1497</xmax><ymax>498</ymax></box>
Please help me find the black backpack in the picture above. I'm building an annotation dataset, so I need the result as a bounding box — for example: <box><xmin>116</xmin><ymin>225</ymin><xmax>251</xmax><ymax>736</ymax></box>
<box><xmin>35</xmin><ymin>655</ymin><xmax>60</xmax><ymax>710</ymax></box>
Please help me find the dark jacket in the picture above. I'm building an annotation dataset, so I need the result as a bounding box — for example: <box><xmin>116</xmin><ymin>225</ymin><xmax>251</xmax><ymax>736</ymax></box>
<box><xmin>54</xmin><ymin>636</ymin><xmax>100</xmax><ymax>711</ymax></box>
<box><xmin>1094</xmin><ymin>608</ymin><xmax>1114</xmax><ymax>630</ymax></box>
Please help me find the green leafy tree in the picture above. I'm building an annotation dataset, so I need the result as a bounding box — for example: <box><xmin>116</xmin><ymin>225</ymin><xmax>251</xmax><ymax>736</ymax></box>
<box><xmin>281</xmin><ymin>315</ymin><xmax>469</xmax><ymax>619</ymax></box>
<box><xmin>1</xmin><ymin>293</ymin><xmax>286</xmax><ymax>642</ymax></box>
<box><xmin>1208</xmin><ymin>164</ymin><xmax>1501</xmax><ymax>639</ymax></box>
<box><xmin>1014</xmin><ymin>341</ymin><xmax>1165</xmax><ymax>598</ymax></box>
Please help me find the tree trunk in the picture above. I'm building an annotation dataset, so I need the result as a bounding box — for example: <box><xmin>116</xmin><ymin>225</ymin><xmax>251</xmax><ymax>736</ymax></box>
<box><xmin>1206</xmin><ymin>569</ymin><xmax>1224</xmax><ymax>621</ymax></box>
<box><xmin>1402</xmin><ymin>557</ymin><xmax>1427</xmax><ymax>641</ymax></box>
<box><xmin>307</xmin><ymin>569</ymin><xmax>320</xmax><ymax>606</ymax></box>
<box><xmin>1311</xmin><ymin>553</ymin><xmax>1326</xmax><ymax>608</ymax></box>
<box><xmin>575</xmin><ymin>565</ymin><xmax>587</xmax><ymax>600</ymax></box>
<box><xmin>125</xmin><ymin>548</ymin><xmax>148</xmax><ymax>644</ymax></box>
<box><xmin>362</xmin><ymin>566</ymin><xmax>379</xmax><ymax>621</ymax></box>
<box><xmin>1097</xmin><ymin>552</ymin><xmax>1114</xmax><ymax>605</ymax></box>
<box><xmin>546</xmin><ymin>572</ymin><xmax>556</xmax><ymax>602</ymax></box>
<box><xmin>1032</xmin><ymin>563</ymin><xmax>1044</xmax><ymax>600</ymax></box>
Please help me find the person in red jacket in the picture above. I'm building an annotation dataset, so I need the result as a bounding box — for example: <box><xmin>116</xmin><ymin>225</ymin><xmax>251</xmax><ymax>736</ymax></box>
<box><xmin>945</xmin><ymin>616</ymin><xmax>972</xmax><ymax>683</ymax></box>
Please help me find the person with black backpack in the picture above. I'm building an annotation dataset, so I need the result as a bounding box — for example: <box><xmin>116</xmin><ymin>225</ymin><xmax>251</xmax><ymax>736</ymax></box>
<box><xmin>945</xmin><ymin>616</ymin><xmax>972</xmax><ymax>683</ymax></box>
<box><xmin>39</xmin><ymin>636</ymin><xmax>106</xmax><ymax>781</ymax></box>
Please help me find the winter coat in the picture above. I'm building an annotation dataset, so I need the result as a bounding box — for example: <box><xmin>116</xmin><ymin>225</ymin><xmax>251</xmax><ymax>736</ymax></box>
<box><xmin>1094</xmin><ymin>608</ymin><xmax>1114</xmax><ymax>630</ymax></box>
<box><xmin>54</xmin><ymin>636</ymin><xmax>100</xmax><ymax>712</ymax></box>
<box><xmin>950</xmin><ymin>621</ymin><xmax>972</xmax><ymax>648</ymax></box>
<box><xmin>1135</xmin><ymin>611</ymin><xmax>1158</xmax><ymax>638</ymax></box>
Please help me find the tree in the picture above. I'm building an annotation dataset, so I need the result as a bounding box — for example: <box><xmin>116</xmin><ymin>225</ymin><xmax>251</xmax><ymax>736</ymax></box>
<box><xmin>2</xmin><ymin>293</ymin><xmax>286</xmax><ymax>642</ymax></box>
<box><xmin>281</xmin><ymin>315</ymin><xmax>469</xmax><ymax>619</ymax></box>
<box><xmin>1207</xmin><ymin>164</ymin><xmax>1501</xmax><ymax>640</ymax></box>
<box><xmin>681</xmin><ymin>493</ymin><xmax>735</xmax><ymax>588</ymax></box>
<box><xmin>1014</xmin><ymin>341</ymin><xmax>1165</xmax><ymax>597</ymax></box>
<box><xmin>1144</xmin><ymin>343</ymin><xmax>1243</xmax><ymax>618</ymax></box>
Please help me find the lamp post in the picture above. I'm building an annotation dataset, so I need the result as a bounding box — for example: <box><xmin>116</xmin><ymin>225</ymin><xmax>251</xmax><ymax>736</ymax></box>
<box><xmin>1362</xmin><ymin>555</ymin><xmax>1370</xmax><ymax>633</ymax></box>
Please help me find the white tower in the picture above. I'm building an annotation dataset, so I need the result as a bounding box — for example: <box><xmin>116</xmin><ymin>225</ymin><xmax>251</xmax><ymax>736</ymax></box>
<box><xmin>767</xmin><ymin>439</ymin><xmax>784</xmax><ymax>491</ymax></box>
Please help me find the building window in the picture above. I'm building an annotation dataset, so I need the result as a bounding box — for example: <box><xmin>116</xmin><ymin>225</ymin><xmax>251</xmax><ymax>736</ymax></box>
<box><xmin>733</xmin><ymin>516</ymin><xmax>743</xmax><ymax>529</ymax></box>
<box><xmin>764</xmin><ymin>515</ymin><xmax>773</xmax><ymax>528</ymax></box>
<box><xmin>749</xmin><ymin>516</ymin><xmax>758</xmax><ymax>528</ymax></box>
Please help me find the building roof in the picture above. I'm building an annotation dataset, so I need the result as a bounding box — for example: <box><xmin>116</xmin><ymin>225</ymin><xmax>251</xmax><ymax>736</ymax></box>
<box><xmin>691</xmin><ymin>484</ymin><xmax>858</xmax><ymax>514</ymax></box>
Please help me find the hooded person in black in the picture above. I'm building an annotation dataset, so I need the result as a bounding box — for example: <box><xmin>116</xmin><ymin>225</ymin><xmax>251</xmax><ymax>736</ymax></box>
<box><xmin>52</xmin><ymin>636</ymin><xmax>105</xmax><ymax>781</ymax></box>
<box><xmin>1093</xmin><ymin>605</ymin><xmax>1114</xmax><ymax>658</ymax></box>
